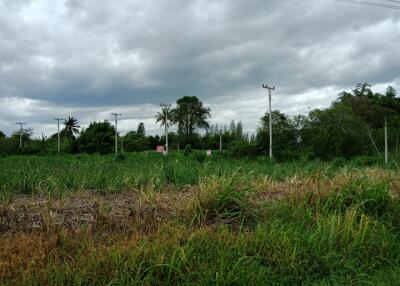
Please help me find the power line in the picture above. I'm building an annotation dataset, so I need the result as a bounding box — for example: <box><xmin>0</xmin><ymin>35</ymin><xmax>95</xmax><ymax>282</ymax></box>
<box><xmin>335</xmin><ymin>0</ymin><xmax>400</xmax><ymax>9</ymax></box>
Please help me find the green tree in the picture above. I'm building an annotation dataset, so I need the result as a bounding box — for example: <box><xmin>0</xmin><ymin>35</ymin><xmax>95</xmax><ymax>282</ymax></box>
<box><xmin>353</xmin><ymin>83</ymin><xmax>373</xmax><ymax>97</ymax></box>
<box><xmin>63</xmin><ymin>117</ymin><xmax>80</xmax><ymax>140</ymax></box>
<box><xmin>137</xmin><ymin>122</ymin><xmax>145</xmax><ymax>138</ymax></box>
<box><xmin>171</xmin><ymin>96</ymin><xmax>211</xmax><ymax>137</ymax></box>
<box><xmin>386</xmin><ymin>86</ymin><xmax>397</xmax><ymax>98</ymax></box>
<box><xmin>301</xmin><ymin>105</ymin><xmax>371</xmax><ymax>159</ymax></box>
<box><xmin>0</xmin><ymin>131</ymin><xmax>5</xmax><ymax>139</ymax></box>
<box><xmin>257</xmin><ymin>111</ymin><xmax>299</xmax><ymax>160</ymax></box>
<box><xmin>235</xmin><ymin>121</ymin><xmax>244</xmax><ymax>141</ymax></box>
<box><xmin>123</xmin><ymin>131</ymin><xmax>150</xmax><ymax>152</ymax></box>
<box><xmin>79</xmin><ymin>121</ymin><xmax>114</xmax><ymax>154</ymax></box>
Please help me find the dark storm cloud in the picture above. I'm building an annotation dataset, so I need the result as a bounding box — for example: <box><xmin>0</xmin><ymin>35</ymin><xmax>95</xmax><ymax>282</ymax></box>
<box><xmin>1</xmin><ymin>0</ymin><xmax>400</xmax><ymax>135</ymax></box>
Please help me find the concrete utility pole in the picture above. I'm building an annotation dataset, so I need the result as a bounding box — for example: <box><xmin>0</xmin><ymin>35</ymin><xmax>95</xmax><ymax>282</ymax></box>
<box><xmin>219</xmin><ymin>129</ymin><xmax>222</xmax><ymax>151</ymax></box>
<box><xmin>385</xmin><ymin>117</ymin><xmax>388</xmax><ymax>164</ymax></box>
<box><xmin>262</xmin><ymin>84</ymin><xmax>275</xmax><ymax>159</ymax></box>
<box><xmin>160</xmin><ymin>103</ymin><xmax>171</xmax><ymax>153</ymax></box>
<box><xmin>54</xmin><ymin>117</ymin><xmax>64</xmax><ymax>153</ymax></box>
<box><xmin>112</xmin><ymin>113</ymin><xmax>122</xmax><ymax>158</ymax></box>
<box><xmin>16</xmin><ymin>122</ymin><xmax>26</xmax><ymax>149</ymax></box>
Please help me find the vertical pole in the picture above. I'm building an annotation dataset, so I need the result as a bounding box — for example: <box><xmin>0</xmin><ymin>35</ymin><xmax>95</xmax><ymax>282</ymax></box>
<box><xmin>166</xmin><ymin>109</ymin><xmax>169</xmax><ymax>153</ymax></box>
<box><xmin>269</xmin><ymin>88</ymin><xmax>272</xmax><ymax>159</ymax></box>
<box><xmin>385</xmin><ymin>117</ymin><xmax>388</xmax><ymax>164</ymax></box>
<box><xmin>19</xmin><ymin>124</ymin><xmax>22</xmax><ymax>149</ymax></box>
<box><xmin>160</xmin><ymin>104</ymin><xmax>171</xmax><ymax>154</ymax></box>
<box><xmin>220</xmin><ymin>130</ymin><xmax>222</xmax><ymax>151</ymax></box>
<box><xmin>115</xmin><ymin>116</ymin><xmax>118</xmax><ymax>158</ymax></box>
<box><xmin>16</xmin><ymin>122</ymin><xmax>26</xmax><ymax>149</ymax></box>
<box><xmin>54</xmin><ymin>118</ymin><xmax>64</xmax><ymax>153</ymax></box>
<box><xmin>112</xmin><ymin>113</ymin><xmax>122</xmax><ymax>158</ymax></box>
<box><xmin>57</xmin><ymin>120</ymin><xmax>60</xmax><ymax>153</ymax></box>
<box><xmin>19</xmin><ymin>124</ymin><xmax>23</xmax><ymax>149</ymax></box>
<box><xmin>263</xmin><ymin>84</ymin><xmax>275</xmax><ymax>159</ymax></box>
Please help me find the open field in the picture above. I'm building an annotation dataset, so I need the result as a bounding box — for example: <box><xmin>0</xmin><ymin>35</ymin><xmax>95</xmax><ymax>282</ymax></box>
<box><xmin>2</xmin><ymin>153</ymin><xmax>400</xmax><ymax>285</ymax></box>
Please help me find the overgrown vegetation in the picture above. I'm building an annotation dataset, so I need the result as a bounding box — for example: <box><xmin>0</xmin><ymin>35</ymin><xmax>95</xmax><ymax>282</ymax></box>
<box><xmin>1</xmin><ymin>156</ymin><xmax>400</xmax><ymax>285</ymax></box>
<box><xmin>0</xmin><ymin>152</ymin><xmax>397</xmax><ymax>201</ymax></box>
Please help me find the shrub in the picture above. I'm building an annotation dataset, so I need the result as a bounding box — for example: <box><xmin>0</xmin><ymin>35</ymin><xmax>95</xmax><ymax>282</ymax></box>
<box><xmin>184</xmin><ymin>144</ymin><xmax>193</xmax><ymax>156</ymax></box>
<box><xmin>228</xmin><ymin>141</ymin><xmax>259</xmax><ymax>158</ymax></box>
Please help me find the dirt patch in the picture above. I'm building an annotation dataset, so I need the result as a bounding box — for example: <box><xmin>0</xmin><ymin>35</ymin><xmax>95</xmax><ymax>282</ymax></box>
<box><xmin>0</xmin><ymin>190</ymin><xmax>196</xmax><ymax>234</ymax></box>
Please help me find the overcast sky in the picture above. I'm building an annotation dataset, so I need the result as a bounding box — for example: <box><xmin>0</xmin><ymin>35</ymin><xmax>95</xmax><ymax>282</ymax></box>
<box><xmin>1</xmin><ymin>0</ymin><xmax>399</xmax><ymax>137</ymax></box>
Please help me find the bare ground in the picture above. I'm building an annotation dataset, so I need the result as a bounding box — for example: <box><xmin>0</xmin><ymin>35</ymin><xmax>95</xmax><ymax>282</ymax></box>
<box><xmin>0</xmin><ymin>189</ymin><xmax>196</xmax><ymax>234</ymax></box>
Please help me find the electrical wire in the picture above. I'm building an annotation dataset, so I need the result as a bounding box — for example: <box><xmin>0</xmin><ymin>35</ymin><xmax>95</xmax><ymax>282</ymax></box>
<box><xmin>335</xmin><ymin>0</ymin><xmax>400</xmax><ymax>9</ymax></box>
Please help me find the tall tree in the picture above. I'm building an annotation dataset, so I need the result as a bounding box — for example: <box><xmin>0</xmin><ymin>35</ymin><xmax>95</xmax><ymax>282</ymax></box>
<box><xmin>386</xmin><ymin>86</ymin><xmax>397</xmax><ymax>98</ymax></box>
<box><xmin>300</xmin><ymin>105</ymin><xmax>370</xmax><ymax>159</ymax></box>
<box><xmin>235</xmin><ymin>121</ymin><xmax>244</xmax><ymax>140</ymax></box>
<box><xmin>0</xmin><ymin>131</ymin><xmax>5</xmax><ymax>139</ymax></box>
<box><xmin>137</xmin><ymin>122</ymin><xmax>145</xmax><ymax>138</ymax></box>
<box><xmin>171</xmin><ymin>96</ymin><xmax>211</xmax><ymax>136</ymax></box>
<box><xmin>353</xmin><ymin>83</ymin><xmax>373</xmax><ymax>97</ymax></box>
<box><xmin>229</xmin><ymin>120</ymin><xmax>236</xmax><ymax>135</ymax></box>
<box><xmin>257</xmin><ymin>111</ymin><xmax>298</xmax><ymax>159</ymax></box>
<box><xmin>63</xmin><ymin>117</ymin><xmax>80</xmax><ymax>140</ymax></box>
<box><xmin>78</xmin><ymin>121</ymin><xmax>114</xmax><ymax>154</ymax></box>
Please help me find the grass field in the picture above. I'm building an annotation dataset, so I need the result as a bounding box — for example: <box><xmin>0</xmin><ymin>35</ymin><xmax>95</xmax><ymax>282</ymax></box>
<box><xmin>2</xmin><ymin>153</ymin><xmax>400</xmax><ymax>285</ymax></box>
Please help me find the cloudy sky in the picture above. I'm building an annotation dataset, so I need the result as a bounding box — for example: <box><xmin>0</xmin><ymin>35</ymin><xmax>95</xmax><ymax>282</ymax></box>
<box><xmin>1</xmin><ymin>0</ymin><xmax>400</xmax><ymax>137</ymax></box>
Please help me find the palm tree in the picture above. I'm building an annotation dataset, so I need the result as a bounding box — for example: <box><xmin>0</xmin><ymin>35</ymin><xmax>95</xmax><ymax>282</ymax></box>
<box><xmin>64</xmin><ymin>117</ymin><xmax>80</xmax><ymax>140</ymax></box>
<box><xmin>156</xmin><ymin>105</ymin><xmax>173</xmax><ymax>151</ymax></box>
<box><xmin>156</xmin><ymin>106</ymin><xmax>173</xmax><ymax>129</ymax></box>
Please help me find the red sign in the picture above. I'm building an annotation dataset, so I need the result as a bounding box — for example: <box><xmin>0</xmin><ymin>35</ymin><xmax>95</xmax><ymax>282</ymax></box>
<box><xmin>156</xmin><ymin>146</ymin><xmax>165</xmax><ymax>153</ymax></box>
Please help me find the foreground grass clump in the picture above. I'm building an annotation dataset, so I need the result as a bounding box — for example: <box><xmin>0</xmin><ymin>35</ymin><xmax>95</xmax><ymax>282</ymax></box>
<box><xmin>2</xmin><ymin>170</ymin><xmax>400</xmax><ymax>285</ymax></box>
<box><xmin>189</xmin><ymin>171</ymin><xmax>258</xmax><ymax>226</ymax></box>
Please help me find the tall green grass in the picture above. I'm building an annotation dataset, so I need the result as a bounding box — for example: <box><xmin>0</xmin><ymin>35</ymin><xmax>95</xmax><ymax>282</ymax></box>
<box><xmin>0</xmin><ymin>152</ymin><xmax>396</xmax><ymax>200</ymax></box>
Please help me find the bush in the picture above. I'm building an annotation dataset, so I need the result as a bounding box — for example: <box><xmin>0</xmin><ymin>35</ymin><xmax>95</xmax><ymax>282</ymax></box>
<box><xmin>331</xmin><ymin>157</ymin><xmax>347</xmax><ymax>168</ymax></box>
<box><xmin>115</xmin><ymin>152</ymin><xmax>126</xmax><ymax>161</ymax></box>
<box><xmin>228</xmin><ymin>141</ymin><xmax>259</xmax><ymax>158</ymax></box>
<box><xmin>184</xmin><ymin>144</ymin><xmax>193</xmax><ymax>156</ymax></box>
<box><xmin>192</xmin><ymin>151</ymin><xmax>207</xmax><ymax>163</ymax></box>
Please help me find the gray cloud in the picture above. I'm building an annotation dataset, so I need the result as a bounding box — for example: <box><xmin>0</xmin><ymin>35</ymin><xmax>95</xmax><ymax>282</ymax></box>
<box><xmin>1</xmin><ymin>0</ymin><xmax>400</xmax><ymax>136</ymax></box>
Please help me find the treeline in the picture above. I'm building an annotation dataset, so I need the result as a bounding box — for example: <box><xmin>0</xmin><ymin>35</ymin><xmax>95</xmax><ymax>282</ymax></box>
<box><xmin>0</xmin><ymin>83</ymin><xmax>399</xmax><ymax>160</ymax></box>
